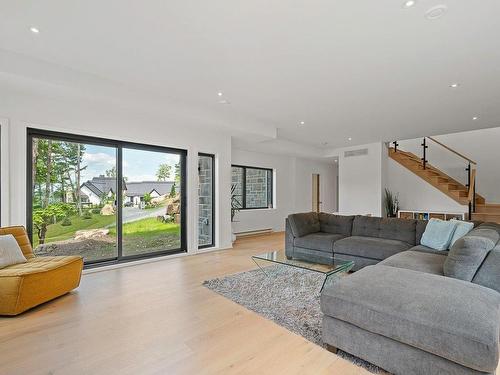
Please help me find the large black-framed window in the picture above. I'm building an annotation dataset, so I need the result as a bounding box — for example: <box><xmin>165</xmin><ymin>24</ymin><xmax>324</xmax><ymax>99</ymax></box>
<box><xmin>198</xmin><ymin>153</ymin><xmax>215</xmax><ymax>249</ymax></box>
<box><xmin>27</xmin><ymin>128</ymin><xmax>187</xmax><ymax>267</ymax></box>
<box><xmin>231</xmin><ymin>165</ymin><xmax>273</xmax><ymax>210</ymax></box>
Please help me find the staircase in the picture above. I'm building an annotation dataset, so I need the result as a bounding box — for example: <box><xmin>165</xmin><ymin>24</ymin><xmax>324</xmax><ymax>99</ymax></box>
<box><xmin>388</xmin><ymin>143</ymin><xmax>500</xmax><ymax>223</ymax></box>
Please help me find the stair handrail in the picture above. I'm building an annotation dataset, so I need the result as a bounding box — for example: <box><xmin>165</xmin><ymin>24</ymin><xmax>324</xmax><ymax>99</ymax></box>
<box><xmin>391</xmin><ymin>137</ymin><xmax>478</xmax><ymax>218</ymax></box>
<box><xmin>468</xmin><ymin>168</ymin><xmax>477</xmax><ymax>214</ymax></box>
<box><xmin>426</xmin><ymin>136</ymin><xmax>477</xmax><ymax>165</ymax></box>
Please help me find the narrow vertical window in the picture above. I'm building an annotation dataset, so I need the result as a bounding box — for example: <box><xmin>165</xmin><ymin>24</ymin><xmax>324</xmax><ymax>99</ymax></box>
<box><xmin>198</xmin><ymin>154</ymin><xmax>215</xmax><ymax>248</ymax></box>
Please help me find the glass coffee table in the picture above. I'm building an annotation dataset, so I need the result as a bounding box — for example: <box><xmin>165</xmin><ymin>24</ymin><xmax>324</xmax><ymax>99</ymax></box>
<box><xmin>252</xmin><ymin>250</ymin><xmax>354</xmax><ymax>292</ymax></box>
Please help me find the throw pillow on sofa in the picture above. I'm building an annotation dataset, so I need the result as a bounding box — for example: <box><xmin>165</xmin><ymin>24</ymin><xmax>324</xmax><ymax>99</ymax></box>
<box><xmin>420</xmin><ymin>218</ymin><xmax>458</xmax><ymax>251</ymax></box>
<box><xmin>0</xmin><ymin>234</ymin><xmax>28</xmax><ymax>269</ymax></box>
<box><xmin>449</xmin><ymin>219</ymin><xmax>474</xmax><ymax>247</ymax></box>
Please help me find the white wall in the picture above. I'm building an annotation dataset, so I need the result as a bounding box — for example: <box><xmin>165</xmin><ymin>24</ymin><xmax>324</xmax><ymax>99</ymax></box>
<box><xmin>335</xmin><ymin>142</ymin><xmax>384</xmax><ymax>217</ymax></box>
<box><xmin>231</xmin><ymin>148</ymin><xmax>337</xmax><ymax>233</ymax></box>
<box><xmin>386</xmin><ymin>158</ymin><xmax>467</xmax><ymax>214</ymax></box>
<box><xmin>0</xmin><ymin>88</ymin><xmax>233</xmax><ymax>252</ymax></box>
<box><xmin>0</xmin><ymin>118</ymin><xmax>10</xmax><ymax>227</ymax></box>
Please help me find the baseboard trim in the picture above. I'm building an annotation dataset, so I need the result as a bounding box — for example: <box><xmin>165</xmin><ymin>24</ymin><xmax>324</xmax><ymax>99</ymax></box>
<box><xmin>83</xmin><ymin>245</ymin><xmax>232</xmax><ymax>275</ymax></box>
<box><xmin>235</xmin><ymin>228</ymin><xmax>273</xmax><ymax>238</ymax></box>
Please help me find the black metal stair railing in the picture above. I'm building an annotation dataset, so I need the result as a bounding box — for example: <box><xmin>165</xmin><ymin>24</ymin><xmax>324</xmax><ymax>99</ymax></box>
<box><xmin>391</xmin><ymin>137</ymin><xmax>478</xmax><ymax>219</ymax></box>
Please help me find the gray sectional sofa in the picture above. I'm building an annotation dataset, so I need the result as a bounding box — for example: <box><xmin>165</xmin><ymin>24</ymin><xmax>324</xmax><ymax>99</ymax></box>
<box><xmin>286</xmin><ymin>212</ymin><xmax>500</xmax><ymax>375</ymax></box>
<box><xmin>286</xmin><ymin>212</ymin><xmax>432</xmax><ymax>271</ymax></box>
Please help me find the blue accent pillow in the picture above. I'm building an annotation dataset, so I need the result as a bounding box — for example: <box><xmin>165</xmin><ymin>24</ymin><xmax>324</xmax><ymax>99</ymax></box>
<box><xmin>420</xmin><ymin>218</ymin><xmax>458</xmax><ymax>251</ymax></box>
<box><xmin>449</xmin><ymin>219</ymin><xmax>474</xmax><ymax>247</ymax></box>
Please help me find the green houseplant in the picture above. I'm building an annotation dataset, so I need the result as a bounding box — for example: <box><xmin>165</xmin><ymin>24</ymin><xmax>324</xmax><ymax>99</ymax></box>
<box><xmin>231</xmin><ymin>184</ymin><xmax>241</xmax><ymax>243</ymax></box>
<box><xmin>231</xmin><ymin>184</ymin><xmax>241</xmax><ymax>222</ymax></box>
<box><xmin>384</xmin><ymin>188</ymin><xmax>399</xmax><ymax>218</ymax></box>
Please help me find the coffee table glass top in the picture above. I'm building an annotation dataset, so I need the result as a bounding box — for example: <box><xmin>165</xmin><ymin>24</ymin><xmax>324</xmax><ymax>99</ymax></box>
<box><xmin>252</xmin><ymin>249</ymin><xmax>354</xmax><ymax>276</ymax></box>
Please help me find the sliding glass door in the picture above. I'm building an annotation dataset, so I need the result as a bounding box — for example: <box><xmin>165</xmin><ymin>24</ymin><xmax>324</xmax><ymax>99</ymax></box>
<box><xmin>121</xmin><ymin>147</ymin><xmax>183</xmax><ymax>257</ymax></box>
<box><xmin>27</xmin><ymin>128</ymin><xmax>186</xmax><ymax>266</ymax></box>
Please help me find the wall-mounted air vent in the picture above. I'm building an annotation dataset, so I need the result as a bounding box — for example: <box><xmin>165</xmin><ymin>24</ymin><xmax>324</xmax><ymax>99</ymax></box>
<box><xmin>344</xmin><ymin>148</ymin><xmax>368</xmax><ymax>158</ymax></box>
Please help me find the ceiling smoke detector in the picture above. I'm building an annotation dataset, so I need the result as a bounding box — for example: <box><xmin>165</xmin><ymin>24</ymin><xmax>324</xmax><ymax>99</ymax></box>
<box><xmin>425</xmin><ymin>5</ymin><xmax>448</xmax><ymax>20</ymax></box>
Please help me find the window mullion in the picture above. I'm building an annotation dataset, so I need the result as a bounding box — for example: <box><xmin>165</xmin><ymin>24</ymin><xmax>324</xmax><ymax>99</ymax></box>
<box><xmin>117</xmin><ymin>146</ymin><xmax>123</xmax><ymax>260</ymax></box>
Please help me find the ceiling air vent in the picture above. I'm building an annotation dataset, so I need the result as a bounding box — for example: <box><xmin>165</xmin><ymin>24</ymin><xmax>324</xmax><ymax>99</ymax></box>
<box><xmin>344</xmin><ymin>148</ymin><xmax>368</xmax><ymax>158</ymax></box>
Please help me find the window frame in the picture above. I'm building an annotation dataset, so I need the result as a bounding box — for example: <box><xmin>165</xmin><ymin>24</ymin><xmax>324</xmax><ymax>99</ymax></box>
<box><xmin>26</xmin><ymin>127</ymin><xmax>188</xmax><ymax>268</ymax></box>
<box><xmin>231</xmin><ymin>164</ymin><xmax>273</xmax><ymax>210</ymax></box>
<box><xmin>198</xmin><ymin>153</ymin><xmax>215</xmax><ymax>249</ymax></box>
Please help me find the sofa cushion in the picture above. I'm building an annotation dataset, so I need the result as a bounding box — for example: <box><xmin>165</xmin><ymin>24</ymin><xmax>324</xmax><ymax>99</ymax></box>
<box><xmin>294</xmin><ymin>233</ymin><xmax>344</xmax><ymax>252</ymax></box>
<box><xmin>410</xmin><ymin>244</ymin><xmax>449</xmax><ymax>256</ymax></box>
<box><xmin>379</xmin><ymin>218</ymin><xmax>417</xmax><ymax>245</ymax></box>
<box><xmin>319</xmin><ymin>213</ymin><xmax>354</xmax><ymax>236</ymax></box>
<box><xmin>472</xmin><ymin>244</ymin><xmax>500</xmax><ymax>293</ymax></box>
<box><xmin>420</xmin><ymin>218</ymin><xmax>458</xmax><ymax>251</ymax></box>
<box><xmin>321</xmin><ymin>265</ymin><xmax>500</xmax><ymax>373</ymax></box>
<box><xmin>351</xmin><ymin>216</ymin><xmax>381</xmax><ymax>238</ymax></box>
<box><xmin>352</xmin><ymin>216</ymin><xmax>417</xmax><ymax>245</ymax></box>
<box><xmin>444</xmin><ymin>228</ymin><xmax>499</xmax><ymax>281</ymax></box>
<box><xmin>288</xmin><ymin>212</ymin><xmax>320</xmax><ymax>237</ymax></box>
<box><xmin>379</xmin><ymin>250</ymin><xmax>446</xmax><ymax>275</ymax></box>
<box><xmin>415</xmin><ymin>220</ymin><xmax>428</xmax><ymax>245</ymax></box>
<box><xmin>333</xmin><ymin>236</ymin><xmax>411</xmax><ymax>260</ymax></box>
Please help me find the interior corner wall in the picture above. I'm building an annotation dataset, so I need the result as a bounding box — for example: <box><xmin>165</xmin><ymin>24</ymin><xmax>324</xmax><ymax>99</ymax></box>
<box><xmin>230</xmin><ymin>148</ymin><xmax>337</xmax><ymax>233</ymax></box>
<box><xmin>337</xmin><ymin>142</ymin><xmax>384</xmax><ymax>217</ymax></box>
<box><xmin>0</xmin><ymin>88</ymin><xmax>233</xmax><ymax>252</ymax></box>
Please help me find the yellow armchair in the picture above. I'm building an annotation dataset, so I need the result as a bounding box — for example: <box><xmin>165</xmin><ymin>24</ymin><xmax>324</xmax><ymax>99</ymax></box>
<box><xmin>0</xmin><ymin>226</ymin><xmax>83</xmax><ymax>316</ymax></box>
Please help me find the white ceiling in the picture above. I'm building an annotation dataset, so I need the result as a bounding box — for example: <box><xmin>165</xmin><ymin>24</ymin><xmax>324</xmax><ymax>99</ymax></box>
<box><xmin>1</xmin><ymin>0</ymin><xmax>499</xmax><ymax>153</ymax></box>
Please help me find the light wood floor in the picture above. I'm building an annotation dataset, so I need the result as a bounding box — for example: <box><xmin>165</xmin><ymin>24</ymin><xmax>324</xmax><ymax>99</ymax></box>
<box><xmin>0</xmin><ymin>233</ymin><xmax>497</xmax><ymax>375</ymax></box>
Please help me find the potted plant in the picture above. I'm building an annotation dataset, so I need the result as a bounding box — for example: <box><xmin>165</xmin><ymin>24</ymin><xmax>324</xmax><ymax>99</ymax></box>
<box><xmin>231</xmin><ymin>184</ymin><xmax>241</xmax><ymax>243</ymax></box>
<box><xmin>384</xmin><ymin>188</ymin><xmax>399</xmax><ymax>218</ymax></box>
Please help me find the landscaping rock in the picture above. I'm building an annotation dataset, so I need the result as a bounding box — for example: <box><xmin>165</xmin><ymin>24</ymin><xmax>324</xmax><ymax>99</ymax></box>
<box><xmin>100</xmin><ymin>204</ymin><xmax>115</xmax><ymax>216</ymax></box>
<box><xmin>74</xmin><ymin>228</ymin><xmax>110</xmax><ymax>240</ymax></box>
<box><xmin>166</xmin><ymin>203</ymin><xmax>180</xmax><ymax>215</ymax></box>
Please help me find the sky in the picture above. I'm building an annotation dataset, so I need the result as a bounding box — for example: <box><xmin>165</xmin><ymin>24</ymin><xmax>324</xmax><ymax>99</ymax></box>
<box><xmin>81</xmin><ymin>144</ymin><xmax>180</xmax><ymax>183</ymax></box>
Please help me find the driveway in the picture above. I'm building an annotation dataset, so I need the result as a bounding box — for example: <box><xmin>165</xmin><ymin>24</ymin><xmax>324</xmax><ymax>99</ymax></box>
<box><xmin>122</xmin><ymin>206</ymin><xmax>166</xmax><ymax>224</ymax></box>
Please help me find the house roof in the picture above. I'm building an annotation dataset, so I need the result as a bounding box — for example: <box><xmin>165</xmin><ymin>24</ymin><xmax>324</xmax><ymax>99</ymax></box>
<box><xmin>125</xmin><ymin>181</ymin><xmax>175</xmax><ymax>197</ymax></box>
<box><xmin>81</xmin><ymin>175</ymin><xmax>125</xmax><ymax>196</ymax></box>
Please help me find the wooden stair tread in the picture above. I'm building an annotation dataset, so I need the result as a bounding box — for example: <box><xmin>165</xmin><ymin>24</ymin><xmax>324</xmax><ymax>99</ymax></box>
<box><xmin>389</xmin><ymin>147</ymin><xmax>485</xmax><ymax>207</ymax></box>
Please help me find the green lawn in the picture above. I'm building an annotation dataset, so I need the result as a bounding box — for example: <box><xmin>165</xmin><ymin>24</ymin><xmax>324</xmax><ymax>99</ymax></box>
<box><xmin>35</xmin><ymin>215</ymin><xmax>180</xmax><ymax>248</ymax></box>
<box><xmin>34</xmin><ymin>214</ymin><xmax>116</xmax><ymax>247</ymax></box>
<box><xmin>111</xmin><ymin>217</ymin><xmax>180</xmax><ymax>237</ymax></box>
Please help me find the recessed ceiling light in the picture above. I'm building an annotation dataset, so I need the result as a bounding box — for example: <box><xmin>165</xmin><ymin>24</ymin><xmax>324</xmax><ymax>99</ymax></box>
<box><xmin>402</xmin><ymin>0</ymin><xmax>416</xmax><ymax>9</ymax></box>
<box><xmin>217</xmin><ymin>92</ymin><xmax>223</xmax><ymax>96</ymax></box>
<box><xmin>472</xmin><ymin>116</ymin><xmax>479</xmax><ymax>121</ymax></box>
<box><xmin>299</xmin><ymin>121</ymin><xmax>305</xmax><ymax>126</ymax></box>
<box><xmin>449</xmin><ymin>83</ymin><xmax>459</xmax><ymax>88</ymax></box>
<box><xmin>30</xmin><ymin>27</ymin><xmax>40</xmax><ymax>34</ymax></box>
<box><xmin>425</xmin><ymin>5</ymin><xmax>448</xmax><ymax>20</ymax></box>
<box><xmin>348</xmin><ymin>137</ymin><xmax>352</xmax><ymax>141</ymax></box>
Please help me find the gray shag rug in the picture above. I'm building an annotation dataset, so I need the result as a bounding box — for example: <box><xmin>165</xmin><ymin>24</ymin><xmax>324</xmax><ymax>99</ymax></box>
<box><xmin>203</xmin><ymin>264</ymin><xmax>384</xmax><ymax>374</ymax></box>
